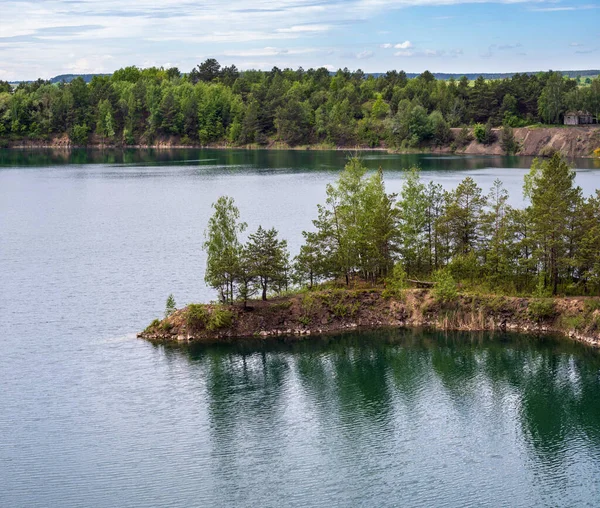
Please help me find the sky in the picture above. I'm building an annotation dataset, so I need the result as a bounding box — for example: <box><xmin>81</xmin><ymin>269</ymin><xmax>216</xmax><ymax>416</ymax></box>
<box><xmin>0</xmin><ymin>0</ymin><xmax>598</xmax><ymax>81</ymax></box>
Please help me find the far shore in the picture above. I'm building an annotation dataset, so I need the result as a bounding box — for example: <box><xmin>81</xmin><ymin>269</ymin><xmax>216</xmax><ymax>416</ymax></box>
<box><xmin>3</xmin><ymin>125</ymin><xmax>600</xmax><ymax>159</ymax></box>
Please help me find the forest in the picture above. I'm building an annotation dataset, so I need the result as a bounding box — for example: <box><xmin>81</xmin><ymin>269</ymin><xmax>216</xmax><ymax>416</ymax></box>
<box><xmin>203</xmin><ymin>154</ymin><xmax>600</xmax><ymax>303</ymax></box>
<box><xmin>1</xmin><ymin>60</ymin><xmax>599</xmax><ymax>149</ymax></box>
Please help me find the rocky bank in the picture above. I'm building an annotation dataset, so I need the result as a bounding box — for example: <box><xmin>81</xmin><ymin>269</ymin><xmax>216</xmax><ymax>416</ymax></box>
<box><xmin>139</xmin><ymin>289</ymin><xmax>600</xmax><ymax>348</ymax></box>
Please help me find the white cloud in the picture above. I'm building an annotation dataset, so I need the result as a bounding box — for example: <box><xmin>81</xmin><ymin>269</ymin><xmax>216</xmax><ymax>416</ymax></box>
<box><xmin>356</xmin><ymin>50</ymin><xmax>374</xmax><ymax>59</ymax></box>
<box><xmin>394</xmin><ymin>41</ymin><xmax>413</xmax><ymax>49</ymax></box>
<box><xmin>394</xmin><ymin>50</ymin><xmax>414</xmax><ymax>57</ymax></box>
<box><xmin>380</xmin><ymin>43</ymin><xmax>393</xmax><ymax>48</ymax></box>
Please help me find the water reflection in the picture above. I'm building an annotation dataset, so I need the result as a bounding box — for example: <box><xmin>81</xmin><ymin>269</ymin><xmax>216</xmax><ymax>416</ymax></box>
<box><xmin>1</xmin><ymin>147</ymin><xmax>596</xmax><ymax>171</ymax></box>
<box><xmin>169</xmin><ymin>330</ymin><xmax>600</xmax><ymax>473</ymax></box>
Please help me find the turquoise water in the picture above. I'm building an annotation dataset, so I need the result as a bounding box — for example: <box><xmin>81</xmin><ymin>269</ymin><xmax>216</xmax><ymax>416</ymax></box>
<box><xmin>1</xmin><ymin>149</ymin><xmax>599</xmax><ymax>507</ymax></box>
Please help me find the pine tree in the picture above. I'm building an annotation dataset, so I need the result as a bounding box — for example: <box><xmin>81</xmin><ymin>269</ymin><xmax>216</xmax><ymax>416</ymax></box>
<box><xmin>246</xmin><ymin>226</ymin><xmax>289</xmax><ymax>300</ymax></box>
<box><xmin>525</xmin><ymin>153</ymin><xmax>582</xmax><ymax>294</ymax></box>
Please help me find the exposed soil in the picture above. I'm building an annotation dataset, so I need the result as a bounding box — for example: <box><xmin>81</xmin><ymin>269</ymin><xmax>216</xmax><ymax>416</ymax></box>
<box><xmin>5</xmin><ymin>126</ymin><xmax>600</xmax><ymax>158</ymax></box>
<box><xmin>138</xmin><ymin>289</ymin><xmax>600</xmax><ymax>348</ymax></box>
<box><xmin>452</xmin><ymin>125</ymin><xmax>600</xmax><ymax>158</ymax></box>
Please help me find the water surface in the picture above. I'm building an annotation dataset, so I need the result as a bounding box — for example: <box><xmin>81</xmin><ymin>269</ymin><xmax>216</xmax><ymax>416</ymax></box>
<box><xmin>1</xmin><ymin>149</ymin><xmax>600</xmax><ymax>507</ymax></box>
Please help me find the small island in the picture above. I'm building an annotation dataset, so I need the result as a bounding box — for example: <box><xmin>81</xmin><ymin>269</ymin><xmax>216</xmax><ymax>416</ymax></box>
<box><xmin>140</xmin><ymin>154</ymin><xmax>600</xmax><ymax>348</ymax></box>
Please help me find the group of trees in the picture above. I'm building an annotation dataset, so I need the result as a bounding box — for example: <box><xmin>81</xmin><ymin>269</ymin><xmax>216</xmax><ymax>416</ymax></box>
<box><xmin>204</xmin><ymin>155</ymin><xmax>600</xmax><ymax>301</ymax></box>
<box><xmin>203</xmin><ymin>197</ymin><xmax>289</xmax><ymax>305</ymax></box>
<box><xmin>1</xmin><ymin>61</ymin><xmax>599</xmax><ymax>148</ymax></box>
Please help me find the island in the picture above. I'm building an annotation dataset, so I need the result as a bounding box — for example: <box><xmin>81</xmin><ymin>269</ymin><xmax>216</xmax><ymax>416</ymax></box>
<box><xmin>139</xmin><ymin>154</ymin><xmax>600</xmax><ymax>348</ymax></box>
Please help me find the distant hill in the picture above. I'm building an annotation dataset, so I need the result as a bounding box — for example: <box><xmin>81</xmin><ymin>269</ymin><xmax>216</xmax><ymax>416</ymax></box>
<box><xmin>372</xmin><ymin>70</ymin><xmax>600</xmax><ymax>80</ymax></box>
<box><xmin>49</xmin><ymin>74</ymin><xmax>110</xmax><ymax>83</ymax></box>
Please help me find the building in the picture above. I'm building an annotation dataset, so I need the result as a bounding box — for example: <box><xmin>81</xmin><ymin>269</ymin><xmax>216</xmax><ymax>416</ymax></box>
<box><xmin>564</xmin><ymin>111</ymin><xmax>594</xmax><ymax>125</ymax></box>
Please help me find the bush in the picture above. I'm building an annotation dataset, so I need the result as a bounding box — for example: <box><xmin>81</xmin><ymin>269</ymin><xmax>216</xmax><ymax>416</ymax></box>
<box><xmin>207</xmin><ymin>307</ymin><xmax>234</xmax><ymax>330</ymax></box>
<box><xmin>432</xmin><ymin>268</ymin><xmax>458</xmax><ymax>303</ymax></box>
<box><xmin>584</xmin><ymin>298</ymin><xmax>600</xmax><ymax>314</ymax></box>
<box><xmin>187</xmin><ymin>304</ymin><xmax>209</xmax><ymax>330</ymax></box>
<box><xmin>145</xmin><ymin>318</ymin><xmax>161</xmax><ymax>332</ymax></box>
<box><xmin>528</xmin><ymin>299</ymin><xmax>556</xmax><ymax>322</ymax></box>
<box><xmin>386</xmin><ymin>263</ymin><xmax>408</xmax><ymax>296</ymax></box>
<box><xmin>473</xmin><ymin>123</ymin><xmax>486</xmax><ymax>143</ymax></box>
<box><xmin>70</xmin><ymin>123</ymin><xmax>90</xmax><ymax>145</ymax></box>
<box><xmin>455</xmin><ymin>126</ymin><xmax>473</xmax><ymax>147</ymax></box>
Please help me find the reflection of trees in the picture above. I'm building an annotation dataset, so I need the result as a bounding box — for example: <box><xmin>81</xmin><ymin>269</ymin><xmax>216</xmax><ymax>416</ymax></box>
<box><xmin>175</xmin><ymin>330</ymin><xmax>600</xmax><ymax>470</ymax></box>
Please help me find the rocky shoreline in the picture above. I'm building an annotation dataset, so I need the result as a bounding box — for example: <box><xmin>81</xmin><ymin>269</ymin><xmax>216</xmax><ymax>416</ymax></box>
<box><xmin>4</xmin><ymin>125</ymin><xmax>600</xmax><ymax>159</ymax></box>
<box><xmin>138</xmin><ymin>289</ymin><xmax>600</xmax><ymax>348</ymax></box>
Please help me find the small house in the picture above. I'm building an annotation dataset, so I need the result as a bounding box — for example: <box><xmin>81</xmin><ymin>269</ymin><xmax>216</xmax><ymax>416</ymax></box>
<box><xmin>564</xmin><ymin>111</ymin><xmax>594</xmax><ymax>125</ymax></box>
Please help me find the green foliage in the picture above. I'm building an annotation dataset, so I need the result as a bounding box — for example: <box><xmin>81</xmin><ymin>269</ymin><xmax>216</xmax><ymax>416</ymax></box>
<box><xmin>70</xmin><ymin>123</ymin><xmax>90</xmax><ymax>145</ymax></box>
<box><xmin>298</xmin><ymin>315</ymin><xmax>311</xmax><ymax>326</ymax></box>
<box><xmin>207</xmin><ymin>307</ymin><xmax>234</xmax><ymax>330</ymax></box>
<box><xmin>500</xmin><ymin>124</ymin><xmax>519</xmax><ymax>155</ymax></box>
<box><xmin>246</xmin><ymin>226</ymin><xmax>289</xmax><ymax>301</ymax></box>
<box><xmin>187</xmin><ymin>304</ymin><xmax>209</xmax><ymax>330</ymax></box>
<box><xmin>4</xmin><ymin>64</ymin><xmax>597</xmax><ymax>148</ymax></box>
<box><xmin>203</xmin><ymin>196</ymin><xmax>246</xmax><ymax>304</ymax></box>
<box><xmin>528</xmin><ymin>299</ymin><xmax>556</xmax><ymax>322</ymax></box>
<box><xmin>473</xmin><ymin>123</ymin><xmax>486</xmax><ymax>143</ymax></box>
<box><xmin>386</xmin><ymin>263</ymin><xmax>408</xmax><ymax>294</ymax></box>
<box><xmin>584</xmin><ymin>299</ymin><xmax>600</xmax><ymax>314</ymax></box>
<box><xmin>432</xmin><ymin>268</ymin><xmax>458</xmax><ymax>303</ymax></box>
<box><xmin>165</xmin><ymin>294</ymin><xmax>176</xmax><ymax>318</ymax></box>
<box><xmin>145</xmin><ymin>318</ymin><xmax>161</xmax><ymax>332</ymax></box>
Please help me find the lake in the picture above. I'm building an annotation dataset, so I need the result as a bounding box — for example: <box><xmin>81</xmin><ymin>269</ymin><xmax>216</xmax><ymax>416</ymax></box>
<box><xmin>1</xmin><ymin>149</ymin><xmax>600</xmax><ymax>507</ymax></box>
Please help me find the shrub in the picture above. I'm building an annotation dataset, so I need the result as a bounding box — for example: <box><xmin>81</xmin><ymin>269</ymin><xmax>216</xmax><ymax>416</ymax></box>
<box><xmin>432</xmin><ymin>268</ymin><xmax>458</xmax><ymax>303</ymax></box>
<box><xmin>187</xmin><ymin>304</ymin><xmax>209</xmax><ymax>330</ymax></box>
<box><xmin>473</xmin><ymin>123</ymin><xmax>486</xmax><ymax>143</ymax></box>
<box><xmin>332</xmin><ymin>302</ymin><xmax>348</xmax><ymax>317</ymax></box>
<box><xmin>298</xmin><ymin>316</ymin><xmax>311</xmax><ymax>326</ymax></box>
<box><xmin>207</xmin><ymin>307</ymin><xmax>234</xmax><ymax>330</ymax></box>
<box><xmin>584</xmin><ymin>298</ymin><xmax>600</xmax><ymax>314</ymax></box>
<box><xmin>385</xmin><ymin>263</ymin><xmax>408</xmax><ymax>297</ymax></box>
<box><xmin>528</xmin><ymin>299</ymin><xmax>556</xmax><ymax>322</ymax></box>
<box><xmin>455</xmin><ymin>126</ymin><xmax>473</xmax><ymax>147</ymax></box>
<box><xmin>145</xmin><ymin>318</ymin><xmax>161</xmax><ymax>332</ymax></box>
<box><xmin>70</xmin><ymin>123</ymin><xmax>90</xmax><ymax>145</ymax></box>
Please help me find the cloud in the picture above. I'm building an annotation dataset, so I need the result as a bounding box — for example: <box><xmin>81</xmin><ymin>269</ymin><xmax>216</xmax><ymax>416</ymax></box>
<box><xmin>276</xmin><ymin>24</ymin><xmax>333</xmax><ymax>34</ymax></box>
<box><xmin>394</xmin><ymin>41</ymin><xmax>412</xmax><ymax>49</ymax></box>
<box><xmin>569</xmin><ymin>42</ymin><xmax>582</xmax><ymax>47</ymax></box>
<box><xmin>394</xmin><ymin>50</ymin><xmax>414</xmax><ymax>57</ymax></box>
<box><xmin>529</xmin><ymin>4</ymin><xmax>598</xmax><ymax>12</ymax></box>
<box><xmin>497</xmin><ymin>43</ymin><xmax>522</xmax><ymax>50</ymax></box>
<box><xmin>356</xmin><ymin>50</ymin><xmax>374</xmax><ymax>59</ymax></box>
<box><xmin>380</xmin><ymin>43</ymin><xmax>393</xmax><ymax>48</ymax></box>
<box><xmin>575</xmin><ymin>48</ymin><xmax>597</xmax><ymax>54</ymax></box>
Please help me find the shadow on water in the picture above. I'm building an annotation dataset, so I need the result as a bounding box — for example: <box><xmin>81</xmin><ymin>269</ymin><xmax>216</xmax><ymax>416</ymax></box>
<box><xmin>154</xmin><ymin>328</ymin><xmax>600</xmax><ymax>466</ymax></box>
<box><xmin>1</xmin><ymin>147</ymin><xmax>598</xmax><ymax>171</ymax></box>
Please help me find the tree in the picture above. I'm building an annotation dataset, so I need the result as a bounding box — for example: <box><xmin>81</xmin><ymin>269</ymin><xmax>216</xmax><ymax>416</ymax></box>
<box><xmin>444</xmin><ymin>177</ymin><xmax>487</xmax><ymax>255</ymax></box>
<box><xmin>96</xmin><ymin>99</ymin><xmax>115</xmax><ymax>145</ymax></box>
<box><xmin>500</xmin><ymin>124</ymin><xmax>518</xmax><ymax>155</ymax></box>
<box><xmin>203</xmin><ymin>196</ymin><xmax>247</xmax><ymax>303</ymax></box>
<box><xmin>538</xmin><ymin>71</ymin><xmax>567</xmax><ymax>124</ymax></box>
<box><xmin>397</xmin><ymin>166</ymin><xmax>428</xmax><ymax>275</ymax></box>
<box><xmin>525</xmin><ymin>153</ymin><xmax>582</xmax><ymax>294</ymax></box>
<box><xmin>165</xmin><ymin>294</ymin><xmax>176</xmax><ymax>318</ymax></box>
<box><xmin>246</xmin><ymin>226</ymin><xmax>289</xmax><ymax>300</ymax></box>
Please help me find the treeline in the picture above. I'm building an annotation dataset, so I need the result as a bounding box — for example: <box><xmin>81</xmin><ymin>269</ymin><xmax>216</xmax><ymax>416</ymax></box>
<box><xmin>204</xmin><ymin>154</ymin><xmax>600</xmax><ymax>301</ymax></box>
<box><xmin>1</xmin><ymin>60</ymin><xmax>599</xmax><ymax>148</ymax></box>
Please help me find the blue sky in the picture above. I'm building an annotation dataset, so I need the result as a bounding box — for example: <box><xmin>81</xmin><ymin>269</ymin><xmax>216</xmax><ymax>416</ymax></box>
<box><xmin>0</xmin><ymin>0</ymin><xmax>598</xmax><ymax>80</ymax></box>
